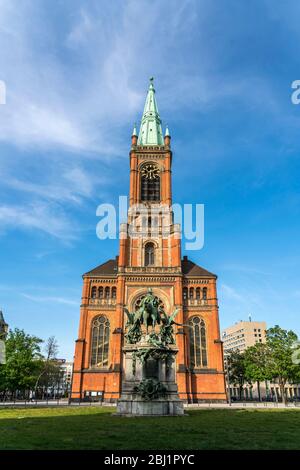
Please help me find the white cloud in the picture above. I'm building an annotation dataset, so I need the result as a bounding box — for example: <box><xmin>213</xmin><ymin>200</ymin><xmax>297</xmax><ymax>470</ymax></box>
<box><xmin>66</xmin><ymin>8</ymin><xmax>94</xmax><ymax>46</ymax></box>
<box><xmin>0</xmin><ymin>161</ymin><xmax>110</xmax><ymax>237</ymax></box>
<box><xmin>0</xmin><ymin>0</ymin><xmax>202</xmax><ymax>152</ymax></box>
<box><xmin>0</xmin><ymin>2</ymin><xmax>115</xmax><ymax>152</ymax></box>
<box><xmin>220</xmin><ymin>264</ymin><xmax>272</xmax><ymax>276</ymax></box>
<box><xmin>63</xmin><ymin>167</ymin><xmax>94</xmax><ymax>199</ymax></box>
<box><xmin>22</xmin><ymin>293</ymin><xmax>79</xmax><ymax>306</ymax></box>
<box><xmin>0</xmin><ymin>202</ymin><xmax>78</xmax><ymax>240</ymax></box>
<box><xmin>0</xmin><ymin>0</ymin><xmax>293</xmax><ymax>154</ymax></box>
<box><xmin>3</xmin><ymin>101</ymin><xmax>89</xmax><ymax>150</ymax></box>
<box><xmin>220</xmin><ymin>283</ymin><xmax>245</xmax><ymax>302</ymax></box>
<box><xmin>0</xmin><ymin>0</ymin><xmax>296</xmax><ymax>243</ymax></box>
<box><xmin>2</xmin><ymin>165</ymin><xmax>101</xmax><ymax>204</ymax></box>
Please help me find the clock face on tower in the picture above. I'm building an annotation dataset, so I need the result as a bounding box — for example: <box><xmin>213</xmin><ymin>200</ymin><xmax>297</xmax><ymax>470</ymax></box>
<box><xmin>141</xmin><ymin>163</ymin><xmax>160</xmax><ymax>180</ymax></box>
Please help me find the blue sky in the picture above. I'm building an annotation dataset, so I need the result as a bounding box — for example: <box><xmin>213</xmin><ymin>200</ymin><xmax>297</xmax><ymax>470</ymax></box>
<box><xmin>0</xmin><ymin>0</ymin><xmax>300</xmax><ymax>359</ymax></box>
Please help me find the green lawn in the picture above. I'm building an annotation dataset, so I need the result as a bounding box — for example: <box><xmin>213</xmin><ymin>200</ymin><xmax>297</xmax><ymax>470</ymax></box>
<box><xmin>0</xmin><ymin>406</ymin><xmax>299</xmax><ymax>450</ymax></box>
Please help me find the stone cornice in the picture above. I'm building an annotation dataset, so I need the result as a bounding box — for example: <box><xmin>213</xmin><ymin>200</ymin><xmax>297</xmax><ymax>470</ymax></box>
<box><xmin>182</xmin><ymin>277</ymin><xmax>214</xmax><ymax>283</ymax></box>
<box><xmin>120</xmin><ymin>266</ymin><xmax>181</xmax><ymax>274</ymax></box>
<box><xmin>121</xmin><ymin>276</ymin><xmax>178</xmax><ymax>283</ymax></box>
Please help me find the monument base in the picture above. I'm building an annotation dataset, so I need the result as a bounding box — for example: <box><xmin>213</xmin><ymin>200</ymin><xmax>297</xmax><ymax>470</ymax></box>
<box><xmin>117</xmin><ymin>397</ymin><xmax>184</xmax><ymax>416</ymax></box>
<box><xmin>116</xmin><ymin>341</ymin><xmax>184</xmax><ymax>416</ymax></box>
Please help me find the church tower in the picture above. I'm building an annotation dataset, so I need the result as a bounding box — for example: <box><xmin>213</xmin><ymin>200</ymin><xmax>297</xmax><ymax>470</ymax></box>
<box><xmin>71</xmin><ymin>79</ymin><xmax>226</xmax><ymax>403</ymax></box>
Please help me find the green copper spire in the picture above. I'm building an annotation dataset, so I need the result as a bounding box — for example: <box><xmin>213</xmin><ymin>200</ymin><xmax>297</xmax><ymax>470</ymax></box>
<box><xmin>138</xmin><ymin>77</ymin><xmax>164</xmax><ymax>146</ymax></box>
<box><xmin>132</xmin><ymin>122</ymin><xmax>137</xmax><ymax>137</ymax></box>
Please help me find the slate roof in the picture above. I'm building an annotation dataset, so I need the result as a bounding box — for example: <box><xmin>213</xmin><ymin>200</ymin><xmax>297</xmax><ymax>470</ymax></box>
<box><xmin>83</xmin><ymin>256</ymin><xmax>216</xmax><ymax>279</ymax></box>
<box><xmin>181</xmin><ymin>256</ymin><xmax>216</xmax><ymax>278</ymax></box>
<box><xmin>83</xmin><ymin>258</ymin><xmax>118</xmax><ymax>277</ymax></box>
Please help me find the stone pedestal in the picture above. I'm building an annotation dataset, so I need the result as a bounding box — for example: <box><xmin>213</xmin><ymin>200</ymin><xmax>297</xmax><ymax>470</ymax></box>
<box><xmin>116</xmin><ymin>340</ymin><xmax>184</xmax><ymax>416</ymax></box>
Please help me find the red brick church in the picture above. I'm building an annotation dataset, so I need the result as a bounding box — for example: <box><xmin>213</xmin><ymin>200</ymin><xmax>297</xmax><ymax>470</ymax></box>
<box><xmin>71</xmin><ymin>79</ymin><xmax>226</xmax><ymax>403</ymax></box>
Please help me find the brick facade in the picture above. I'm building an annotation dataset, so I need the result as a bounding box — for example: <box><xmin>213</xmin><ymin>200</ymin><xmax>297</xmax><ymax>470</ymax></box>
<box><xmin>71</xmin><ymin>98</ymin><xmax>226</xmax><ymax>403</ymax></box>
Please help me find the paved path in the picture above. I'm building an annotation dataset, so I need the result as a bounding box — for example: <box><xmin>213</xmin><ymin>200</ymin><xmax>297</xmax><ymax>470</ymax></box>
<box><xmin>184</xmin><ymin>402</ymin><xmax>300</xmax><ymax>409</ymax></box>
<box><xmin>0</xmin><ymin>400</ymin><xmax>111</xmax><ymax>407</ymax></box>
<box><xmin>0</xmin><ymin>400</ymin><xmax>299</xmax><ymax>409</ymax></box>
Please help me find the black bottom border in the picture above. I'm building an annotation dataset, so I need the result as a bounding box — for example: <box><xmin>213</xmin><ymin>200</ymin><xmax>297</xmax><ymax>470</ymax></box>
<box><xmin>0</xmin><ymin>450</ymin><xmax>299</xmax><ymax>466</ymax></box>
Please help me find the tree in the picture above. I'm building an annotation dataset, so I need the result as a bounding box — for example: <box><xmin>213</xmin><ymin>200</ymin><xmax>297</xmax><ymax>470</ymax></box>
<box><xmin>0</xmin><ymin>328</ymin><xmax>43</xmax><ymax>398</ymax></box>
<box><xmin>244</xmin><ymin>343</ymin><xmax>269</xmax><ymax>401</ymax></box>
<box><xmin>264</xmin><ymin>325</ymin><xmax>300</xmax><ymax>405</ymax></box>
<box><xmin>34</xmin><ymin>336</ymin><xmax>61</xmax><ymax>398</ymax></box>
<box><xmin>226</xmin><ymin>350</ymin><xmax>249</xmax><ymax>400</ymax></box>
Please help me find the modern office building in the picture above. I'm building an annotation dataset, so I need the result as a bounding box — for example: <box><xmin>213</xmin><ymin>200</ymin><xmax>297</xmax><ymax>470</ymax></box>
<box><xmin>222</xmin><ymin>319</ymin><xmax>266</xmax><ymax>354</ymax></box>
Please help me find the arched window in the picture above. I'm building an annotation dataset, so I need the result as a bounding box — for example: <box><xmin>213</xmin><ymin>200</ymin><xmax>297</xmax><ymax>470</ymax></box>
<box><xmin>145</xmin><ymin>242</ymin><xmax>155</xmax><ymax>266</ymax></box>
<box><xmin>105</xmin><ymin>286</ymin><xmax>110</xmax><ymax>299</ymax></box>
<box><xmin>112</xmin><ymin>287</ymin><xmax>117</xmax><ymax>299</ymax></box>
<box><xmin>141</xmin><ymin>163</ymin><xmax>160</xmax><ymax>202</ymax></box>
<box><xmin>183</xmin><ymin>287</ymin><xmax>188</xmax><ymax>301</ymax></box>
<box><xmin>196</xmin><ymin>287</ymin><xmax>201</xmax><ymax>300</ymax></box>
<box><xmin>189</xmin><ymin>317</ymin><xmax>208</xmax><ymax>368</ymax></box>
<box><xmin>91</xmin><ymin>315</ymin><xmax>110</xmax><ymax>368</ymax></box>
<box><xmin>189</xmin><ymin>288</ymin><xmax>194</xmax><ymax>299</ymax></box>
<box><xmin>98</xmin><ymin>286</ymin><xmax>103</xmax><ymax>298</ymax></box>
<box><xmin>91</xmin><ymin>286</ymin><xmax>97</xmax><ymax>298</ymax></box>
<box><xmin>203</xmin><ymin>287</ymin><xmax>207</xmax><ymax>300</ymax></box>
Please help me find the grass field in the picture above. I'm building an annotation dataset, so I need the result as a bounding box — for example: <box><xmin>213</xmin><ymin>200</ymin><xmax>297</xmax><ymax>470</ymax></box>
<box><xmin>0</xmin><ymin>406</ymin><xmax>300</xmax><ymax>450</ymax></box>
